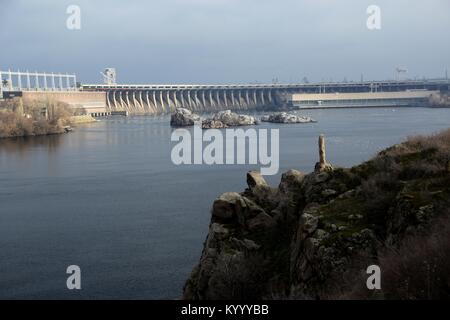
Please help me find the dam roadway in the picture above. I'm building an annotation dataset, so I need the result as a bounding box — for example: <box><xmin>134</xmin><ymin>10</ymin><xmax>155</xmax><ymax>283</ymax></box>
<box><xmin>82</xmin><ymin>79</ymin><xmax>450</xmax><ymax>114</ymax></box>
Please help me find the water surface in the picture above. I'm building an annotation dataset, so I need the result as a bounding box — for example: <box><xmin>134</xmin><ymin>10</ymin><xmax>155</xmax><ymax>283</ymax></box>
<box><xmin>1</xmin><ymin>107</ymin><xmax>450</xmax><ymax>299</ymax></box>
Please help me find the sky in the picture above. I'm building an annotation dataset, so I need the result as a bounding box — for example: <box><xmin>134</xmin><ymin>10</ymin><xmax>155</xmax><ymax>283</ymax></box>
<box><xmin>0</xmin><ymin>0</ymin><xmax>449</xmax><ymax>84</ymax></box>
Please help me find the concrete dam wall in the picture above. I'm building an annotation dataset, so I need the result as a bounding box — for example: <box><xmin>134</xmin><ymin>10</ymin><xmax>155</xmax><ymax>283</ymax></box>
<box><xmin>102</xmin><ymin>88</ymin><xmax>281</xmax><ymax>114</ymax></box>
<box><xmin>83</xmin><ymin>79</ymin><xmax>450</xmax><ymax>115</ymax></box>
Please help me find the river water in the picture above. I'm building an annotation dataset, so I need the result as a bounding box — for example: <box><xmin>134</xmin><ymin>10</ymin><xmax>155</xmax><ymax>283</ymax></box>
<box><xmin>1</xmin><ymin>107</ymin><xmax>450</xmax><ymax>299</ymax></box>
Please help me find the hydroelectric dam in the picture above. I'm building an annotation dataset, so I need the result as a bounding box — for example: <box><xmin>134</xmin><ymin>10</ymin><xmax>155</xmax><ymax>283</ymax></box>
<box><xmin>1</xmin><ymin>69</ymin><xmax>450</xmax><ymax>116</ymax></box>
<box><xmin>82</xmin><ymin>80</ymin><xmax>450</xmax><ymax>114</ymax></box>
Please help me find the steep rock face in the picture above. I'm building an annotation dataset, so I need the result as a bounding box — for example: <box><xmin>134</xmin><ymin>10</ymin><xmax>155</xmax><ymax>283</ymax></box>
<box><xmin>183</xmin><ymin>130</ymin><xmax>450</xmax><ymax>300</ymax></box>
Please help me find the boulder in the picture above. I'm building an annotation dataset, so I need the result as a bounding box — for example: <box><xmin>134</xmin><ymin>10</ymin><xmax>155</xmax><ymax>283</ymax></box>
<box><xmin>212</xmin><ymin>192</ymin><xmax>244</xmax><ymax>221</ymax></box>
<box><xmin>170</xmin><ymin>108</ymin><xmax>201</xmax><ymax>127</ymax></box>
<box><xmin>278</xmin><ymin>169</ymin><xmax>305</xmax><ymax>194</ymax></box>
<box><xmin>260</xmin><ymin>112</ymin><xmax>316</xmax><ymax>124</ymax></box>
<box><xmin>211</xmin><ymin>192</ymin><xmax>265</xmax><ymax>224</ymax></box>
<box><xmin>202</xmin><ymin>119</ymin><xmax>228</xmax><ymax>129</ymax></box>
<box><xmin>246</xmin><ymin>171</ymin><xmax>280</xmax><ymax>211</ymax></box>
<box><xmin>246</xmin><ymin>171</ymin><xmax>268</xmax><ymax>190</ymax></box>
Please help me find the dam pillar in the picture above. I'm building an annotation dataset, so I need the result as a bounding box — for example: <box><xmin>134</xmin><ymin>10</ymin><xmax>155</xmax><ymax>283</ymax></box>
<box><xmin>106</xmin><ymin>91</ymin><xmax>111</xmax><ymax>111</ymax></box>
<box><xmin>215</xmin><ymin>90</ymin><xmax>220</xmax><ymax>108</ymax></box>
<box><xmin>223</xmin><ymin>90</ymin><xmax>228</xmax><ymax>108</ymax></box>
<box><xmin>118</xmin><ymin>91</ymin><xmax>124</xmax><ymax>110</ymax></box>
<box><xmin>201</xmin><ymin>90</ymin><xmax>206</xmax><ymax>109</ymax></box>
<box><xmin>208</xmin><ymin>90</ymin><xmax>214</xmax><ymax>108</ymax></box>
<box><xmin>132</xmin><ymin>91</ymin><xmax>139</xmax><ymax>111</ymax></box>
<box><xmin>159</xmin><ymin>90</ymin><xmax>165</xmax><ymax>112</ymax></box>
<box><xmin>230</xmin><ymin>90</ymin><xmax>236</xmax><ymax>107</ymax></box>
<box><xmin>112</xmin><ymin>91</ymin><xmax>118</xmax><ymax>110</ymax></box>
<box><xmin>138</xmin><ymin>91</ymin><xmax>145</xmax><ymax>112</ymax></box>
<box><xmin>144</xmin><ymin>91</ymin><xmax>151</xmax><ymax>112</ymax></box>
<box><xmin>194</xmin><ymin>90</ymin><xmax>200</xmax><ymax>110</ymax></box>
<box><xmin>180</xmin><ymin>89</ymin><xmax>185</xmax><ymax>108</ymax></box>
<box><xmin>151</xmin><ymin>91</ymin><xmax>157</xmax><ymax>113</ymax></box>
<box><xmin>126</xmin><ymin>91</ymin><xmax>132</xmax><ymax>112</ymax></box>
<box><xmin>237</xmin><ymin>90</ymin><xmax>243</xmax><ymax>109</ymax></box>
<box><xmin>166</xmin><ymin>90</ymin><xmax>172</xmax><ymax>111</ymax></box>
<box><xmin>186</xmin><ymin>90</ymin><xmax>192</xmax><ymax>109</ymax></box>
<box><xmin>174</xmin><ymin>90</ymin><xmax>180</xmax><ymax>109</ymax></box>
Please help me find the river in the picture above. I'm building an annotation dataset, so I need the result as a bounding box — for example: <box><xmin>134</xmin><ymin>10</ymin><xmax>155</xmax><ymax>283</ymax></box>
<box><xmin>1</xmin><ymin>107</ymin><xmax>450</xmax><ymax>299</ymax></box>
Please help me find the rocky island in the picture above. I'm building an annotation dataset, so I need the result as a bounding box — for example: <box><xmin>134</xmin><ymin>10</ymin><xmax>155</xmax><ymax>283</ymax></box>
<box><xmin>184</xmin><ymin>130</ymin><xmax>450</xmax><ymax>300</ymax></box>
<box><xmin>211</xmin><ymin>110</ymin><xmax>258</xmax><ymax>126</ymax></box>
<box><xmin>202</xmin><ymin>110</ymin><xmax>258</xmax><ymax>129</ymax></box>
<box><xmin>170</xmin><ymin>108</ymin><xmax>258</xmax><ymax>129</ymax></box>
<box><xmin>170</xmin><ymin>108</ymin><xmax>202</xmax><ymax>127</ymax></box>
<box><xmin>261</xmin><ymin>112</ymin><xmax>316</xmax><ymax>124</ymax></box>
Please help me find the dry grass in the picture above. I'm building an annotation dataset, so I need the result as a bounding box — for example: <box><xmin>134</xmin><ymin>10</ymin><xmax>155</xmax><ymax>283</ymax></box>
<box><xmin>334</xmin><ymin>214</ymin><xmax>450</xmax><ymax>300</ymax></box>
<box><xmin>378</xmin><ymin>215</ymin><xmax>450</xmax><ymax>300</ymax></box>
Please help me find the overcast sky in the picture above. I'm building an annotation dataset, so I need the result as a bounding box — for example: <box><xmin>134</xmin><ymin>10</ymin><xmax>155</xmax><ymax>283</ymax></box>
<box><xmin>1</xmin><ymin>0</ymin><xmax>449</xmax><ymax>84</ymax></box>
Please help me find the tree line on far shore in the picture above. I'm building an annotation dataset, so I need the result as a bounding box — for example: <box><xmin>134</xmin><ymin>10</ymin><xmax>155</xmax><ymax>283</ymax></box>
<box><xmin>0</xmin><ymin>98</ymin><xmax>79</xmax><ymax>138</ymax></box>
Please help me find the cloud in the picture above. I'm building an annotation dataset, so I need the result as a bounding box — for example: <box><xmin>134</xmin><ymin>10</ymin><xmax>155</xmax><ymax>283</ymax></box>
<box><xmin>0</xmin><ymin>0</ymin><xmax>449</xmax><ymax>83</ymax></box>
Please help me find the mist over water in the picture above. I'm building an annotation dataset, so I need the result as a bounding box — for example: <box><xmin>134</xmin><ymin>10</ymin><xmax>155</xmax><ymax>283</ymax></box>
<box><xmin>1</xmin><ymin>107</ymin><xmax>450</xmax><ymax>299</ymax></box>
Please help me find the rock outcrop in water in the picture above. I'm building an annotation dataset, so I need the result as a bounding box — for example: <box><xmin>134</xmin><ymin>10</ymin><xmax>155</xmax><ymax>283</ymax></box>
<box><xmin>261</xmin><ymin>112</ymin><xmax>316</xmax><ymax>124</ymax></box>
<box><xmin>429</xmin><ymin>92</ymin><xmax>450</xmax><ymax>107</ymax></box>
<box><xmin>201</xmin><ymin>119</ymin><xmax>228</xmax><ymax>129</ymax></box>
<box><xmin>184</xmin><ymin>131</ymin><xmax>450</xmax><ymax>300</ymax></box>
<box><xmin>170</xmin><ymin>108</ymin><xmax>201</xmax><ymax>127</ymax></box>
<box><xmin>201</xmin><ymin>110</ymin><xmax>258</xmax><ymax>129</ymax></box>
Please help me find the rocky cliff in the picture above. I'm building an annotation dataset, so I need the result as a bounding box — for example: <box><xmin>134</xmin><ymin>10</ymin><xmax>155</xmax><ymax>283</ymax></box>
<box><xmin>183</xmin><ymin>130</ymin><xmax>450</xmax><ymax>300</ymax></box>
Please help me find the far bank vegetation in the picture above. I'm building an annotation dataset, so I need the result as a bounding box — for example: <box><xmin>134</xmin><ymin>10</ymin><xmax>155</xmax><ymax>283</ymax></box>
<box><xmin>0</xmin><ymin>98</ymin><xmax>88</xmax><ymax>138</ymax></box>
